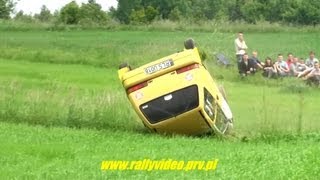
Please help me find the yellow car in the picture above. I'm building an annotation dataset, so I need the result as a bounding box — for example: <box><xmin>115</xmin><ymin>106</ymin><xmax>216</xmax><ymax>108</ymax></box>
<box><xmin>118</xmin><ymin>39</ymin><xmax>233</xmax><ymax>135</ymax></box>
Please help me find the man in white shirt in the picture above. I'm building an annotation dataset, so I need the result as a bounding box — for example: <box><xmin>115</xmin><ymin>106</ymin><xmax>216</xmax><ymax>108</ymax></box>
<box><xmin>235</xmin><ymin>32</ymin><xmax>248</xmax><ymax>70</ymax></box>
<box><xmin>274</xmin><ymin>54</ymin><xmax>289</xmax><ymax>77</ymax></box>
<box><xmin>303</xmin><ymin>62</ymin><xmax>320</xmax><ymax>86</ymax></box>
<box><xmin>305</xmin><ymin>51</ymin><xmax>319</xmax><ymax>68</ymax></box>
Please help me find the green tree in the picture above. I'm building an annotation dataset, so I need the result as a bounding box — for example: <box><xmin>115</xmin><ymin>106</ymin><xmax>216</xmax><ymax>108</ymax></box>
<box><xmin>79</xmin><ymin>0</ymin><xmax>108</xmax><ymax>24</ymax></box>
<box><xmin>116</xmin><ymin>0</ymin><xmax>141</xmax><ymax>24</ymax></box>
<box><xmin>130</xmin><ymin>8</ymin><xmax>146</xmax><ymax>24</ymax></box>
<box><xmin>241</xmin><ymin>0</ymin><xmax>264</xmax><ymax>24</ymax></box>
<box><xmin>0</xmin><ymin>0</ymin><xmax>15</xmax><ymax>19</ymax></box>
<box><xmin>60</xmin><ymin>1</ymin><xmax>80</xmax><ymax>24</ymax></box>
<box><xmin>168</xmin><ymin>7</ymin><xmax>182</xmax><ymax>21</ymax></box>
<box><xmin>228</xmin><ymin>0</ymin><xmax>244</xmax><ymax>21</ymax></box>
<box><xmin>144</xmin><ymin>6</ymin><xmax>158</xmax><ymax>22</ymax></box>
<box><xmin>14</xmin><ymin>10</ymin><xmax>34</xmax><ymax>22</ymax></box>
<box><xmin>34</xmin><ymin>5</ymin><xmax>52</xmax><ymax>22</ymax></box>
<box><xmin>283</xmin><ymin>0</ymin><xmax>320</xmax><ymax>25</ymax></box>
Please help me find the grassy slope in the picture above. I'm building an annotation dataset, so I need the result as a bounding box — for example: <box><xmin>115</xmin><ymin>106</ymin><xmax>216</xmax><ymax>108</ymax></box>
<box><xmin>1</xmin><ymin>57</ymin><xmax>320</xmax><ymax>134</ymax></box>
<box><xmin>1</xmin><ymin>30</ymin><xmax>319</xmax><ymax>68</ymax></box>
<box><xmin>1</xmin><ymin>30</ymin><xmax>320</xmax><ymax>179</ymax></box>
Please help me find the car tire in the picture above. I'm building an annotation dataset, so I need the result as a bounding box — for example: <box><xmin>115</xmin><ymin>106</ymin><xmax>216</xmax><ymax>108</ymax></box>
<box><xmin>119</xmin><ymin>62</ymin><xmax>131</xmax><ymax>70</ymax></box>
<box><xmin>184</xmin><ymin>38</ymin><xmax>195</xmax><ymax>49</ymax></box>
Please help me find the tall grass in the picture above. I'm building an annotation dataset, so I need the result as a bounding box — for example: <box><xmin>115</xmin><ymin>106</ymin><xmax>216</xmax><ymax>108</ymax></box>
<box><xmin>0</xmin><ymin>80</ymin><xmax>141</xmax><ymax>131</ymax></box>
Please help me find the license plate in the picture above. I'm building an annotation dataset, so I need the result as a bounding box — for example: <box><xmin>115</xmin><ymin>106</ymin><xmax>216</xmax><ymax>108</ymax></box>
<box><xmin>145</xmin><ymin>59</ymin><xmax>174</xmax><ymax>74</ymax></box>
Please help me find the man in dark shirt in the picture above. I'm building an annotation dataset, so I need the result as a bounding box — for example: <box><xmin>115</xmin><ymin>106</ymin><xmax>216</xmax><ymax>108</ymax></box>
<box><xmin>249</xmin><ymin>51</ymin><xmax>263</xmax><ymax>69</ymax></box>
<box><xmin>239</xmin><ymin>53</ymin><xmax>256</xmax><ymax>76</ymax></box>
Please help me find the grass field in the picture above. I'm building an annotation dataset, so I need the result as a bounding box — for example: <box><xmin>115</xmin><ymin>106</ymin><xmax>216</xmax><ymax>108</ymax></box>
<box><xmin>1</xmin><ymin>30</ymin><xmax>320</xmax><ymax>179</ymax></box>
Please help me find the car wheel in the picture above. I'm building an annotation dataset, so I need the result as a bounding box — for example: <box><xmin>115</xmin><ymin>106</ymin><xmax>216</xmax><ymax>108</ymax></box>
<box><xmin>119</xmin><ymin>62</ymin><xmax>132</xmax><ymax>70</ymax></box>
<box><xmin>184</xmin><ymin>38</ymin><xmax>195</xmax><ymax>49</ymax></box>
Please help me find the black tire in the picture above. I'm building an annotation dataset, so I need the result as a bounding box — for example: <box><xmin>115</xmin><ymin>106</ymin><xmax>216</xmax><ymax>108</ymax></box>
<box><xmin>119</xmin><ymin>62</ymin><xmax>131</xmax><ymax>70</ymax></box>
<box><xmin>184</xmin><ymin>38</ymin><xmax>195</xmax><ymax>49</ymax></box>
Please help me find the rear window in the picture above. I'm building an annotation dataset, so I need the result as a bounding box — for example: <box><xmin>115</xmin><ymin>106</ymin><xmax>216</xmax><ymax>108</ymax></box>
<box><xmin>140</xmin><ymin>85</ymin><xmax>199</xmax><ymax>124</ymax></box>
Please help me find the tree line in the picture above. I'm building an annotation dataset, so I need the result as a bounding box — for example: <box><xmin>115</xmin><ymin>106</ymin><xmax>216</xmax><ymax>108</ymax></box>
<box><xmin>1</xmin><ymin>0</ymin><xmax>320</xmax><ymax>26</ymax></box>
<box><xmin>1</xmin><ymin>0</ymin><xmax>111</xmax><ymax>26</ymax></box>
<box><xmin>114</xmin><ymin>0</ymin><xmax>320</xmax><ymax>25</ymax></box>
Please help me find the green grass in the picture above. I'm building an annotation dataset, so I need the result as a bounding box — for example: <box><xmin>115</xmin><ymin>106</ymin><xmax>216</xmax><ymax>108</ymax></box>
<box><xmin>1</xmin><ymin>30</ymin><xmax>320</xmax><ymax>179</ymax></box>
<box><xmin>1</xmin><ymin>122</ymin><xmax>319</xmax><ymax>179</ymax></box>
<box><xmin>1</xmin><ymin>30</ymin><xmax>319</xmax><ymax>68</ymax></box>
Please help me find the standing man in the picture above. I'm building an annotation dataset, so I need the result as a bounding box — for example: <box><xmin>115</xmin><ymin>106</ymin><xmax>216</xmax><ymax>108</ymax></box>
<box><xmin>235</xmin><ymin>32</ymin><xmax>248</xmax><ymax>70</ymax></box>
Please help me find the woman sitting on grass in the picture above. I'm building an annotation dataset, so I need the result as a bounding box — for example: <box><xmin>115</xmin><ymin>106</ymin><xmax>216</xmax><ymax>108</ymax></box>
<box><xmin>262</xmin><ymin>57</ymin><xmax>276</xmax><ymax>78</ymax></box>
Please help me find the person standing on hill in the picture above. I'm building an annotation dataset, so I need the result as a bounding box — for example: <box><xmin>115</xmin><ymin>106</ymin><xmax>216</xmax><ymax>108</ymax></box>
<box><xmin>235</xmin><ymin>32</ymin><xmax>248</xmax><ymax>70</ymax></box>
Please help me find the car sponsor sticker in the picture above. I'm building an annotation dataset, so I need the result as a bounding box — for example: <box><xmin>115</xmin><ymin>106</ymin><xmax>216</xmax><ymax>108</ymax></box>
<box><xmin>145</xmin><ymin>59</ymin><xmax>174</xmax><ymax>74</ymax></box>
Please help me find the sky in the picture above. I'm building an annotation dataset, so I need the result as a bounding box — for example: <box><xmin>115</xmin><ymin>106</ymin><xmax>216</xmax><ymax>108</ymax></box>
<box><xmin>15</xmin><ymin>0</ymin><xmax>118</xmax><ymax>14</ymax></box>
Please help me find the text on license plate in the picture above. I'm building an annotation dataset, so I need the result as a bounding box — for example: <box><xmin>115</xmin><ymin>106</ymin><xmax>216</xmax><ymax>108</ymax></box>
<box><xmin>145</xmin><ymin>59</ymin><xmax>174</xmax><ymax>74</ymax></box>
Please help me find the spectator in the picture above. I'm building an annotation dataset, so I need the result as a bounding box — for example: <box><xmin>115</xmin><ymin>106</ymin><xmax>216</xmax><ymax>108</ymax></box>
<box><xmin>239</xmin><ymin>53</ymin><xmax>256</xmax><ymax>77</ymax></box>
<box><xmin>286</xmin><ymin>53</ymin><xmax>294</xmax><ymax>68</ymax></box>
<box><xmin>274</xmin><ymin>54</ymin><xmax>290</xmax><ymax>77</ymax></box>
<box><xmin>234</xmin><ymin>32</ymin><xmax>248</xmax><ymax>70</ymax></box>
<box><xmin>262</xmin><ymin>57</ymin><xmax>276</xmax><ymax>78</ymax></box>
<box><xmin>249</xmin><ymin>51</ymin><xmax>264</xmax><ymax>69</ymax></box>
<box><xmin>289</xmin><ymin>57</ymin><xmax>303</xmax><ymax>76</ymax></box>
<box><xmin>303</xmin><ymin>62</ymin><xmax>320</xmax><ymax>86</ymax></box>
<box><xmin>297</xmin><ymin>58</ymin><xmax>314</xmax><ymax>78</ymax></box>
<box><xmin>305</xmin><ymin>51</ymin><xmax>319</xmax><ymax>68</ymax></box>
<box><xmin>297</xmin><ymin>58</ymin><xmax>308</xmax><ymax>72</ymax></box>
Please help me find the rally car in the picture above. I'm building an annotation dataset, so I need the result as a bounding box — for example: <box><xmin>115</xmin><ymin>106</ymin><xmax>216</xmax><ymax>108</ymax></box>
<box><xmin>118</xmin><ymin>39</ymin><xmax>233</xmax><ymax>135</ymax></box>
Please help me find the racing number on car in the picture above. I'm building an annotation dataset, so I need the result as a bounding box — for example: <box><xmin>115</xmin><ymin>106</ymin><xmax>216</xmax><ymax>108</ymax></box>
<box><xmin>145</xmin><ymin>59</ymin><xmax>174</xmax><ymax>74</ymax></box>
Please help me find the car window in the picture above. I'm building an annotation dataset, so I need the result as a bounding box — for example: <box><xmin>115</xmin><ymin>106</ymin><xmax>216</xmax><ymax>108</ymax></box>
<box><xmin>140</xmin><ymin>85</ymin><xmax>199</xmax><ymax>124</ymax></box>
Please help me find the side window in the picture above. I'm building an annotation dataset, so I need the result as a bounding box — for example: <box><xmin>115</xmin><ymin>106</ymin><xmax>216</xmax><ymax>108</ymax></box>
<box><xmin>204</xmin><ymin>88</ymin><xmax>215</xmax><ymax>120</ymax></box>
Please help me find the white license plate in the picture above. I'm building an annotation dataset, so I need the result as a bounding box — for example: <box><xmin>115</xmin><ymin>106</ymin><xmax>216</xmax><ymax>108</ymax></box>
<box><xmin>145</xmin><ymin>59</ymin><xmax>174</xmax><ymax>74</ymax></box>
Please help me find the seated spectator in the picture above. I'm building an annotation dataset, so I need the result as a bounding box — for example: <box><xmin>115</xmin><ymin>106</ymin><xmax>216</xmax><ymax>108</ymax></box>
<box><xmin>239</xmin><ymin>53</ymin><xmax>256</xmax><ymax>77</ymax></box>
<box><xmin>249</xmin><ymin>51</ymin><xmax>264</xmax><ymax>69</ymax></box>
<box><xmin>290</xmin><ymin>57</ymin><xmax>305</xmax><ymax>76</ymax></box>
<box><xmin>303</xmin><ymin>62</ymin><xmax>320</xmax><ymax>86</ymax></box>
<box><xmin>286</xmin><ymin>53</ymin><xmax>294</xmax><ymax>68</ymax></box>
<box><xmin>296</xmin><ymin>58</ymin><xmax>308</xmax><ymax>72</ymax></box>
<box><xmin>305</xmin><ymin>51</ymin><xmax>319</xmax><ymax>68</ymax></box>
<box><xmin>274</xmin><ymin>54</ymin><xmax>290</xmax><ymax>77</ymax></box>
<box><xmin>297</xmin><ymin>67</ymin><xmax>313</xmax><ymax>78</ymax></box>
<box><xmin>262</xmin><ymin>57</ymin><xmax>276</xmax><ymax>78</ymax></box>
<box><xmin>297</xmin><ymin>58</ymin><xmax>314</xmax><ymax>78</ymax></box>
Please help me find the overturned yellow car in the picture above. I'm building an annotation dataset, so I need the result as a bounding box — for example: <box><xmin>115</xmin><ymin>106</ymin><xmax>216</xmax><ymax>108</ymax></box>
<box><xmin>118</xmin><ymin>39</ymin><xmax>233</xmax><ymax>135</ymax></box>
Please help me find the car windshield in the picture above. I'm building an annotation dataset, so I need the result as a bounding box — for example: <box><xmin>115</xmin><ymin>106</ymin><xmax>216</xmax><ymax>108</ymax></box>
<box><xmin>140</xmin><ymin>85</ymin><xmax>199</xmax><ymax>124</ymax></box>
